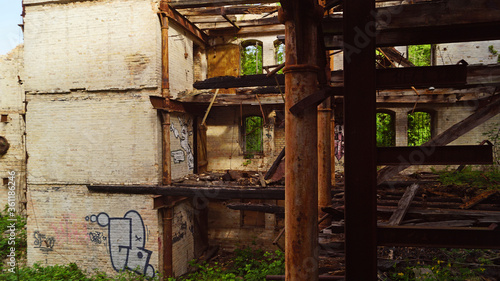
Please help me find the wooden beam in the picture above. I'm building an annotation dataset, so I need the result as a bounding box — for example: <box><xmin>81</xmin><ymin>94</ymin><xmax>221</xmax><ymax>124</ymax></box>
<box><xmin>160</xmin><ymin>4</ymin><xmax>209</xmax><ymax>44</ymax></box>
<box><xmin>387</xmin><ymin>183</ymin><xmax>419</xmax><ymax>225</ymax></box>
<box><xmin>169</xmin><ymin>0</ymin><xmax>277</xmax><ymax>9</ymax></box>
<box><xmin>323</xmin><ymin>0</ymin><xmax>500</xmax><ymax>47</ymax></box>
<box><xmin>195</xmin><ymin>17</ymin><xmax>280</xmax><ymax>30</ymax></box>
<box><xmin>206</xmin><ymin>24</ymin><xmax>285</xmax><ymax>36</ymax></box>
<box><xmin>378</xmin><ymin>225</ymin><xmax>500</xmax><ymax>249</ymax></box>
<box><xmin>88</xmin><ymin>185</ymin><xmax>285</xmax><ymax>199</ymax></box>
<box><xmin>194</xmin><ymin>74</ymin><xmax>285</xmax><ymax>89</ymax></box>
<box><xmin>176</xmin><ymin>93</ymin><xmax>284</xmax><ymax>105</ymax></box>
<box><xmin>377</xmin><ymin>94</ymin><xmax>500</xmax><ymax>183</ymax></box>
<box><xmin>377</xmin><ymin>145</ymin><xmax>493</xmax><ymax>165</ymax></box>
<box><xmin>177</xmin><ymin>5</ymin><xmax>279</xmax><ymax>16</ymax></box>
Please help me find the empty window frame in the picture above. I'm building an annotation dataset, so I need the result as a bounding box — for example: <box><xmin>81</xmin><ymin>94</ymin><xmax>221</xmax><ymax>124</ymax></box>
<box><xmin>241</xmin><ymin>40</ymin><xmax>263</xmax><ymax>75</ymax></box>
<box><xmin>274</xmin><ymin>40</ymin><xmax>285</xmax><ymax>73</ymax></box>
<box><xmin>243</xmin><ymin>115</ymin><xmax>263</xmax><ymax>156</ymax></box>
<box><xmin>376</xmin><ymin>110</ymin><xmax>396</xmax><ymax>147</ymax></box>
<box><xmin>408</xmin><ymin>111</ymin><xmax>433</xmax><ymax>146</ymax></box>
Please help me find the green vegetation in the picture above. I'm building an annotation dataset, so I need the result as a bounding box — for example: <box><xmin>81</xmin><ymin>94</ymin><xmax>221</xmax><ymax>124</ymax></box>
<box><xmin>408</xmin><ymin>44</ymin><xmax>432</xmax><ymax>66</ymax></box>
<box><xmin>241</xmin><ymin>42</ymin><xmax>263</xmax><ymax>75</ymax></box>
<box><xmin>408</xmin><ymin>111</ymin><xmax>432</xmax><ymax>146</ymax></box>
<box><xmin>388</xmin><ymin>249</ymin><xmax>494</xmax><ymax>281</ymax></box>
<box><xmin>245</xmin><ymin>116</ymin><xmax>263</xmax><ymax>154</ymax></box>
<box><xmin>376</xmin><ymin>112</ymin><xmax>396</xmax><ymax>147</ymax></box>
<box><xmin>0</xmin><ymin>263</ymin><xmax>160</xmax><ymax>281</ymax></box>
<box><xmin>433</xmin><ymin>166</ymin><xmax>500</xmax><ymax>190</ymax></box>
<box><xmin>170</xmin><ymin>247</ymin><xmax>285</xmax><ymax>281</ymax></box>
<box><xmin>0</xmin><ymin>207</ymin><xmax>26</xmax><ymax>272</ymax></box>
<box><xmin>488</xmin><ymin>45</ymin><xmax>500</xmax><ymax>63</ymax></box>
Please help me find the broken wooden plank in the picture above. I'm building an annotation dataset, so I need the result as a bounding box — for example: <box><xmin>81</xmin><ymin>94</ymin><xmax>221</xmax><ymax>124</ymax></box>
<box><xmin>388</xmin><ymin>183</ymin><xmax>419</xmax><ymax>225</ymax></box>
<box><xmin>377</xmin><ymin>145</ymin><xmax>493</xmax><ymax>165</ymax></box>
<box><xmin>377</xmin><ymin>206</ymin><xmax>500</xmax><ymax>224</ymax></box>
<box><xmin>377</xmin><ymin>95</ymin><xmax>500</xmax><ymax>184</ymax></box>
<box><xmin>460</xmin><ymin>190</ymin><xmax>498</xmax><ymax>209</ymax></box>
<box><xmin>265</xmin><ymin>146</ymin><xmax>285</xmax><ymax>180</ymax></box>
<box><xmin>403</xmin><ymin>220</ymin><xmax>477</xmax><ymax>227</ymax></box>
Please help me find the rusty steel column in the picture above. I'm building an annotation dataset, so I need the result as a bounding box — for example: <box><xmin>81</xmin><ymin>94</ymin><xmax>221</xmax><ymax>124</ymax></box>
<box><xmin>159</xmin><ymin>5</ymin><xmax>173</xmax><ymax>278</ymax></box>
<box><xmin>330</xmin><ymin>114</ymin><xmax>336</xmax><ymax>187</ymax></box>
<box><xmin>343</xmin><ymin>0</ymin><xmax>377</xmax><ymax>277</ymax></box>
<box><xmin>159</xmin><ymin>9</ymin><xmax>172</xmax><ymax>185</ymax></box>
<box><xmin>162</xmin><ymin>207</ymin><xmax>173</xmax><ymax>277</ymax></box>
<box><xmin>318</xmin><ymin>103</ymin><xmax>332</xmax><ymax>229</ymax></box>
<box><xmin>280</xmin><ymin>1</ymin><xmax>322</xmax><ymax>280</ymax></box>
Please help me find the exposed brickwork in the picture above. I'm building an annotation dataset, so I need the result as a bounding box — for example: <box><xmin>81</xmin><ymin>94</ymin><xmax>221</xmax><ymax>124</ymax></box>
<box><xmin>0</xmin><ymin>45</ymin><xmax>26</xmax><ymax>213</ymax></box>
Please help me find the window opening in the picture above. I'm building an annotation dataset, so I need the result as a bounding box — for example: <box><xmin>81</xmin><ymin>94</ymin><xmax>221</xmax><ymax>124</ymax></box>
<box><xmin>241</xmin><ymin>41</ymin><xmax>263</xmax><ymax>75</ymax></box>
<box><xmin>376</xmin><ymin>111</ymin><xmax>395</xmax><ymax>147</ymax></box>
<box><xmin>408</xmin><ymin>111</ymin><xmax>432</xmax><ymax>146</ymax></box>
<box><xmin>244</xmin><ymin>116</ymin><xmax>263</xmax><ymax>156</ymax></box>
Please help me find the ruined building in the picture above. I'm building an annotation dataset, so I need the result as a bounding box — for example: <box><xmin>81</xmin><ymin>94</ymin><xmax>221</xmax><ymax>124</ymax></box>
<box><xmin>1</xmin><ymin>0</ymin><xmax>500</xmax><ymax>280</ymax></box>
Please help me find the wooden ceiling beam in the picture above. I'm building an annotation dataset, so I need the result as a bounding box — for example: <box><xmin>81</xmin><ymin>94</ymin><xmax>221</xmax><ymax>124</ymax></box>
<box><xmin>323</xmin><ymin>0</ymin><xmax>500</xmax><ymax>47</ymax></box>
<box><xmin>160</xmin><ymin>4</ymin><xmax>209</xmax><ymax>44</ymax></box>
<box><xmin>176</xmin><ymin>5</ymin><xmax>279</xmax><ymax>16</ymax></box>
<box><xmin>195</xmin><ymin>17</ymin><xmax>280</xmax><ymax>30</ymax></box>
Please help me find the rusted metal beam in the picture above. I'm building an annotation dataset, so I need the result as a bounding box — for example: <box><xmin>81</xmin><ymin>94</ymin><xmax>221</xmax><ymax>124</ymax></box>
<box><xmin>342</xmin><ymin>0</ymin><xmax>377</xmax><ymax>278</ymax></box>
<box><xmin>377</xmin><ymin>145</ymin><xmax>493</xmax><ymax>165</ymax></box>
<box><xmin>378</xmin><ymin>225</ymin><xmax>500</xmax><ymax>249</ymax></box>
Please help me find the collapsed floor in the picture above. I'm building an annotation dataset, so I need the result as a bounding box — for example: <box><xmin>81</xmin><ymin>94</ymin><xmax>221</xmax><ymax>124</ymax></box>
<box><xmin>169</xmin><ymin>170</ymin><xmax>500</xmax><ymax>280</ymax></box>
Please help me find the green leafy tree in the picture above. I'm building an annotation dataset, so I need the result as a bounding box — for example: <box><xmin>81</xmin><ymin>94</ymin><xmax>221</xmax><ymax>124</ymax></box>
<box><xmin>376</xmin><ymin>112</ymin><xmax>395</xmax><ymax>147</ymax></box>
<box><xmin>245</xmin><ymin>116</ymin><xmax>263</xmax><ymax>154</ymax></box>
<box><xmin>241</xmin><ymin>43</ymin><xmax>263</xmax><ymax>75</ymax></box>
<box><xmin>408</xmin><ymin>45</ymin><xmax>431</xmax><ymax>66</ymax></box>
<box><xmin>408</xmin><ymin>111</ymin><xmax>432</xmax><ymax>146</ymax></box>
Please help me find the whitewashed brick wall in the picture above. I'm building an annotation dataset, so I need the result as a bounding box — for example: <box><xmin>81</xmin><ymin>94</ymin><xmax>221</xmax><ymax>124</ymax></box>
<box><xmin>26</xmin><ymin>91</ymin><xmax>161</xmax><ymax>185</ymax></box>
<box><xmin>27</xmin><ymin>185</ymin><xmax>159</xmax><ymax>277</ymax></box>
<box><xmin>0</xmin><ymin>45</ymin><xmax>26</xmax><ymax>212</ymax></box>
<box><xmin>23</xmin><ymin>0</ymin><xmax>161</xmax><ymax>93</ymax></box>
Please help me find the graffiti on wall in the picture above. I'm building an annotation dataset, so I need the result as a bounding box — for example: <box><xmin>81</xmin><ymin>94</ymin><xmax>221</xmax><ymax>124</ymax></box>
<box><xmin>86</xmin><ymin>211</ymin><xmax>155</xmax><ymax>278</ymax></box>
<box><xmin>170</xmin><ymin>116</ymin><xmax>194</xmax><ymax>170</ymax></box>
<box><xmin>171</xmin><ymin>149</ymin><xmax>185</xmax><ymax>164</ymax></box>
<box><xmin>33</xmin><ymin>231</ymin><xmax>55</xmax><ymax>252</ymax></box>
<box><xmin>88</xmin><ymin>231</ymin><xmax>107</xmax><ymax>245</ymax></box>
<box><xmin>334</xmin><ymin>125</ymin><xmax>344</xmax><ymax>160</ymax></box>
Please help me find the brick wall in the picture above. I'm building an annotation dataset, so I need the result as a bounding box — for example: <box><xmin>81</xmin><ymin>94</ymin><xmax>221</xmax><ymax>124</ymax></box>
<box><xmin>435</xmin><ymin>41</ymin><xmax>500</xmax><ymax>65</ymax></box>
<box><xmin>169</xmin><ymin>23</ymin><xmax>195</xmax><ymax>99</ymax></box>
<box><xmin>206</xmin><ymin>106</ymin><xmax>279</xmax><ymax>172</ymax></box>
<box><xmin>26</xmin><ymin>91</ymin><xmax>161</xmax><ymax>185</ymax></box>
<box><xmin>170</xmin><ymin>112</ymin><xmax>194</xmax><ymax>179</ymax></box>
<box><xmin>0</xmin><ymin>45</ymin><xmax>26</xmax><ymax>213</ymax></box>
<box><xmin>26</xmin><ymin>185</ymin><xmax>159</xmax><ymax>277</ymax></box>
<box><xmin>23</xmin><ymin>0</ymin><xmax>161</xmax><ymax>93</ymax></box>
